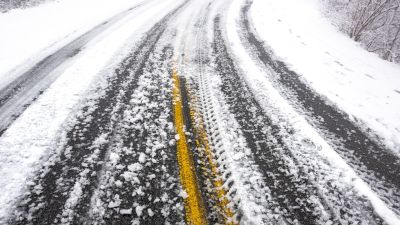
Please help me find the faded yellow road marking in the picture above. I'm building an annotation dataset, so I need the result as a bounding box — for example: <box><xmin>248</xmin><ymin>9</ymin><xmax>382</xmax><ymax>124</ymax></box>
<box><xmin>172</xmin><ymin>68</ymin><xmax>208</xmax><ymax>225</ymax></box>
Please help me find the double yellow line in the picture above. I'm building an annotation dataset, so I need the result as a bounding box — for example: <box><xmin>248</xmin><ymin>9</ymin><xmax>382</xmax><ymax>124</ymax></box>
<box><xmin>172</xmin><ymin>68</ymin><xmax>237</xmax><ymax>225</ymax></box>
<box><xmin>173</xmin><ymin>68</ymin><xmax>208</xmax><ymax>225</ymax></box>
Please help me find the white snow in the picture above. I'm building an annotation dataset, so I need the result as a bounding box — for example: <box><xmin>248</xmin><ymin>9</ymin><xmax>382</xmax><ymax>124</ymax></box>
<box><xmin>0</xmin><ymin>0</ymin><xmax>149</xmax><ymax>90</ymax></box>
<box><xmin>249</xmin><ymin>0</ymin><xmax>400</xmax><ymax>154</ymax></box>
<box><xmin>120</xmin><ymin>208</ymin><xmax>133</xmax><ymax>215</ymax></box>
<box><xmin>108</xmin><ymin>195</ymin><xmax>121</xmax><ymax>208</ymax></box>
<box><xmin>0</xmin><ymin>0</ymin><xmax>181</xmax><ymax>222</ymax></box>
<box><xmin>138</xmin><ymin>152</ymin><xmax>146</xmax><ymax>163</ymax></box>
<box><xmin>227</xmin><ymin>0</ymin><xmax>400</xmax><ymax>223</ymax></box>
<box><xmin>115</xmin><ymin>180</ymin><xmax>123</xmax><ymax>187</ymax></box>
<box><xmin>128</xmin><ymin>163</ymin><xmax>143</xmax><ymax>172</ymax></box>
<box><xmin>1</xmin><ymin>0</ymin><xmax>399</xmax><ymax>223</ymax></box>
<box><xmin>178</xmin><ymin>190</ymin><xmax>188</xmax><ymax>199</ymax></box>
<box><xmin>147</xmin><ymin>208</ymin><xmax>154</xmax><ymax>217</ymax></box>
<box><xmin>135</xmin><ymin>205</ymin><xmax>145</xmax><ymax>217</ymax></box>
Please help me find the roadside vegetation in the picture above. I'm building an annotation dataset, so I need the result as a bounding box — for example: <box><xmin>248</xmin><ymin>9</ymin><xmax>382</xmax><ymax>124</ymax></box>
<box><xmin>0</xmin><ymin>0</ymin><xmax>54</xmax><ymax>12</ymax></box>
<box><xmin>322</xmin><ymin>0</ymin><xmax>400</xmax><ymax>63</ymax></box>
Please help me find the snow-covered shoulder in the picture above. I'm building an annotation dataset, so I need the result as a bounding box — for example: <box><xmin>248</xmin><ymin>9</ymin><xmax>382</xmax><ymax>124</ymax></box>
<box><xmin>0</xmin><ymin>0</ymin><xmax>142</xmax><ymax>89</ymax></box>
<box><xmin>249</xmin><ymin>0</ymin><xmax>400</xmax><ymax>154</ymax></box>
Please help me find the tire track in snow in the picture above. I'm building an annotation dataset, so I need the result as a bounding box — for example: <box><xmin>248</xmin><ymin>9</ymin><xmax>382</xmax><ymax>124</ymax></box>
<box><xmin>239</xmin><ymin>0</ymin><xmax>400</xmax><ymax>213</ymax></box>
<box><xmin>177</xmin><ymin>74</ymin><xmax>239</xmax><ymax>224</ymax></box>
<box><xmin>213</xmin><ymin>15</ymin><xmax>326</xmax><ymax>225</ymax></box>
<box><xmin>179</xmin><ymin>3</ymin><xmax>272</xmax><ymax>222</ymax></box>
<box><xmin>187</xmin><ymin>27</ymin><xmax>273</xmax><ymax>222</ymax></box>
<box><xmin>174</xmin><ymin>4</ymin><xmax>238</xmax><ymax>224</ymax></box>
<box><xmin>10</xmin><ymin>2</ymin><xmax>188</xmax><ymax>224</ymax></box>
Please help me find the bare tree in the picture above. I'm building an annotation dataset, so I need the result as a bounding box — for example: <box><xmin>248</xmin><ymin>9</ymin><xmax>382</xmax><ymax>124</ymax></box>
<box><xmin>382</xmin><ymin>3</ymin><xmax>400</xmax><ymax>61</ymax></box>
<box><xmin>349</xmin><ymin>0</ymin><xmax>397</xmax><ymax>41</ymax></box>
<box><xmin>322</xmin><ymin>0</ymin><xmax>400</xmax><ymax>63</ymax></box>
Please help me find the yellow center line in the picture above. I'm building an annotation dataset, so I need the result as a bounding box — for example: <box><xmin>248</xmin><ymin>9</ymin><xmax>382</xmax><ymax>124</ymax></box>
<box><xmin>172</xmin><ymin>68</ymin><xmax>209</xmax><ymax>225</ymax></box>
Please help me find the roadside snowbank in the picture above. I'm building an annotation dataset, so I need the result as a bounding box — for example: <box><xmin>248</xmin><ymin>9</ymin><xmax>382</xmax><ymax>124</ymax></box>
<box><xmin>250</xmin><ymin>0</ymin><xmax>400</xmax><ymax>154</ymax></box>
<box><xmin>0</xmin><ymin>0</ymin><xmax>142</xmax><ymax>89</ymax></box>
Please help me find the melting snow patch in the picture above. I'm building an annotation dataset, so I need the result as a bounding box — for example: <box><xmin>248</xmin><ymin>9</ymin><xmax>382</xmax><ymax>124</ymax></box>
<box><xmin>148</xmin><ymin>208</ymin><xmax>154</xmax><ymax>217</ymax></box>
<box><xmin>138</xmin><ymin>153</ymin><xmax>146</xmax><ymax>163</ymax></box>
<box><xmin>108</xmin><ymin>194</ymin><xmax>121</xmax><ymax>208</ymax></box>
<box><xmin>128</xmin><ymin>163</ymin><xmax>143</xmax><ymax>172</ymax></box>
<box><xmin>120</xmin><ymin>208</ymin><xmax>132</xmax><ymax>215</ymax></box>
<box><xmin>135</xmin><ymin>205</ymin><xmax>145</xmax><ymax>217</ymax></box>
<box><xmin>178</xmin><ymin>190</ymin><xmax>188</xmax><ymax>199</ymax></box>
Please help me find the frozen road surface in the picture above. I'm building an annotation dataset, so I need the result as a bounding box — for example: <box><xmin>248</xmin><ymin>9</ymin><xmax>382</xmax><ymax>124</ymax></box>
<box><xmin>0</xmin><ymin>0</ymin><xmax>400</xmax><ymax>224</ymax></box>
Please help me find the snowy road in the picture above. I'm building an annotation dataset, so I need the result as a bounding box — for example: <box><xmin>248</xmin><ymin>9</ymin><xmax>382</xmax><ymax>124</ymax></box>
<box><xmin>1</xmin><ymin>0</ymin><xmax>400</xmax><ymax>224</ymax></box>
<box><xmin>0</xmin><ymin>1</ymin><xmax>148</xmax><ymax>135</ymax></box>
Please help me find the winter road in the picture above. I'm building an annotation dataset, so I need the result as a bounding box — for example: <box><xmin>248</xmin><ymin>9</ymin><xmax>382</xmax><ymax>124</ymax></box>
<box><xmin>0</xmin><ymin>0</ymin><xmax>399</xmax><ymax>224</ymax></box>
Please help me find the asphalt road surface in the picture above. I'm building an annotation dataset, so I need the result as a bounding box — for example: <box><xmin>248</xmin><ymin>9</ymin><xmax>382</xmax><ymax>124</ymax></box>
<box><xmin>1</xmin><ymin>0</ymin><xmax>399</xmax><ymax>224</ymax></box>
